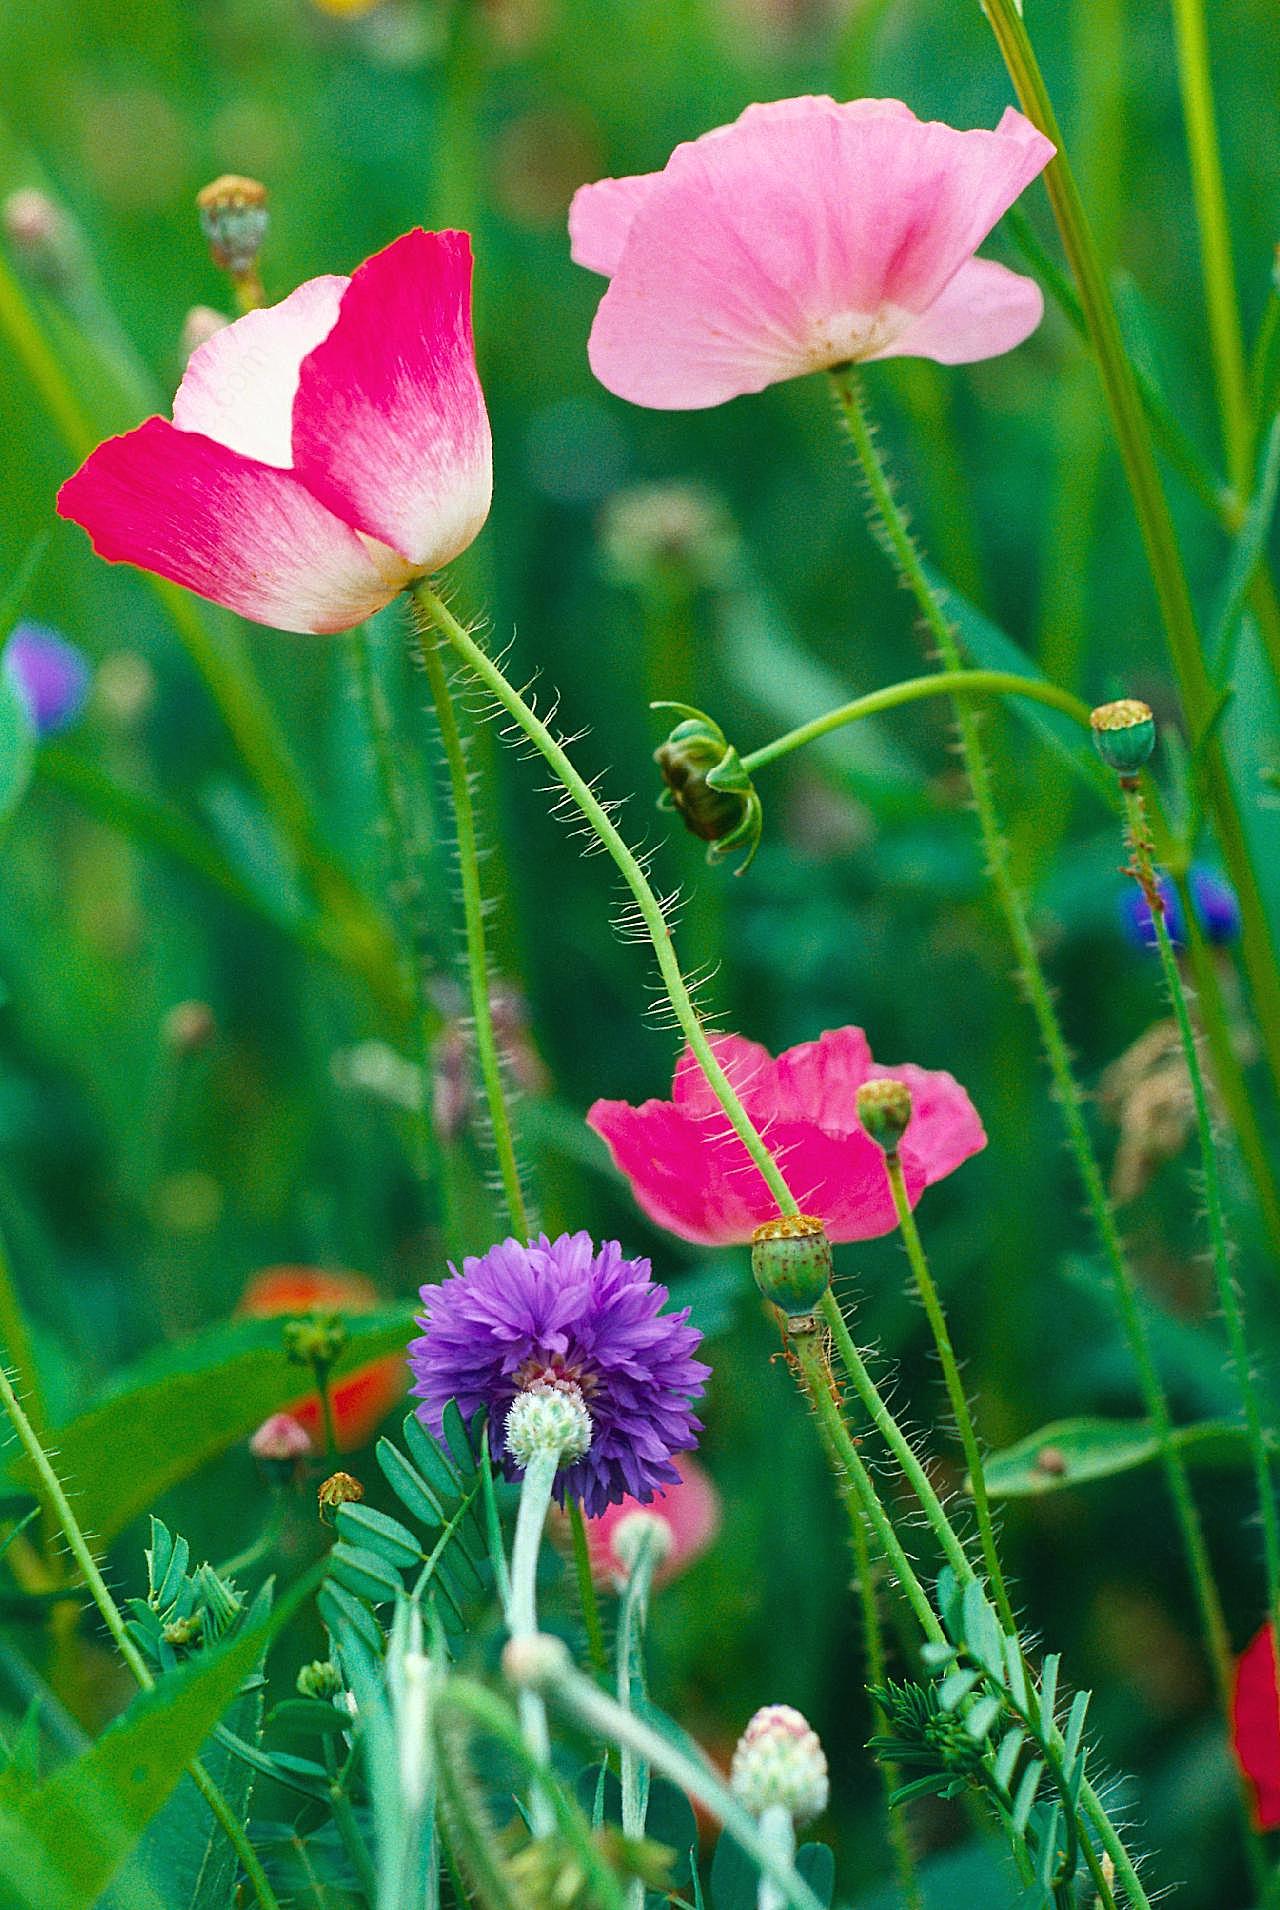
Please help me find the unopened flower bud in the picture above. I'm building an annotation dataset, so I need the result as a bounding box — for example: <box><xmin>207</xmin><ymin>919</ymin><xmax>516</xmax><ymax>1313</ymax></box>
<box><xmin>855</xmin><ymin>1078</ymin><xmax>913</xmax><ymax>1154</ymax></box>
<box><xmin>163</xmin><ymin>999</ymin><xmax>215</xmax><ymax>1054</ymax></box>
<box><xmin>654</xmin><ymin>704</ymin><xmax>762</xmax><ymax>870</ymax></box>
<box><xmin>501</xmin><ymin>1631</ymin><xmax>571</xmax><ymax>1690</ymax></box>
<box><xmin>250</xmin><ymin>1411</ymin><xmax>312</xmax><ymax>1484</ymax></box>
<box><xmin>284</xmin><ymin>1312</ymin><xmax>350</xmax><ymax>1370</ymax></box>
<box><xmin>3</xmin><ymin>188</ymin><xmax>82</xmax><ymax>291</ymax></box>
<box><xmin>180</xmin><ymin>303</ymin><xmax>230</xmax><ymax>362</ymax></box>
<box><xmin>196</xmin><ymin>174</ymin><xmax>268</xmax><ymax>281</ymax></box>
<box><xmin>505</xmin><ymin>1381</ymin><xmax>593</xmax><ymax>1469</ymax></box>
<box><xmin>730</xmin><ymin>1704</ymin><xmax>829</xmax><ymax>1824</ymax></box>
<box><xmin>1090</xmin><ymin>699</ymin><xmax>1156</xmax><ymax>778</ymax></box>
<box><xmin>161</xmin><ymin>1611</ymin><xmax>203</xmax><ymax>1648</ymax></box>
<box><xmin>318</xmin><ymin>1470</ymin><xmax>364</xmax><ymax>1524</ymax></box>
<box><xmin>610</xmin><ymin>1509</ymin><xmax>674</xmax><ymax>1576</ymax></box>
<box><xmin>3</xmin><ymin>624</ymin><xmax>92</xmax><ymax>738</ymax></box>
<box><xmin>751</xmin><ymin>1214</ymin><xmax>832</xmax><ymax>1323</ymax></box>
<box><xmin>601</xmin><ymin>482</ymin><xmax>737</xmax><ymax>591</ymax></box>
<box><xmin>94</xmin><ymin>650</ymin><xmax>156</xmax><ymax>725</ymax></box>
<box><xmin>297</xmin><ymin>1658</ymin><xmax>345</xmax><ymax>1700</ymax></box>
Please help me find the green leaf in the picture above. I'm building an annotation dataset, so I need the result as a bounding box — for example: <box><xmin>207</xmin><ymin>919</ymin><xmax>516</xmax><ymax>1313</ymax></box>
<box><xmin>0</xmin><ymin>665</ymin><xmax>36</xmax><ymax>824</ymax></box>
<box><xmin>710</xmin><ymin>1829</ymin><xmax>756</xmax><ymax>1910</ymax></box>
<box><xmin>0</xmin><ymin>1592</ymin><xmax>288</xmax><ymax>1910</ymax></box>
<box><xmin>402</xmin><ymin>1412</ymin><xmax>466</xmax><ymax>1501</ymax></box>
<box><xmin>329</xmin><ymin>1541</ymin><xmax>405</xmax><ymax>1605</ymax></box>
<box><xmin>981</xmin><ymin>1415</ymin><xmax>1249</xmax><ymax>1498</ymax></box>
<box><xmin>376</xmin><ymin>1438</ymin><xmax>446</xmax><ymax>1530</ymax></box>
<box><xmin>1207</xmin><ymin>410</ymin><xmax>1280</xmax><ymax>680</ymax></box>
<box><xmin>0</xmin><ymin>1309</ymin><xmax>413</xmax><ymax>1543</ymax></box>
<box><xmin>795</xmin><ymin>1843</ymin><xmax>835</xmax><ymax>1906</ymax></box>
<box><xmin>335</xmin><ymin>1502</ymin><xmax>423</xmax><ymax>1569</ymax></box>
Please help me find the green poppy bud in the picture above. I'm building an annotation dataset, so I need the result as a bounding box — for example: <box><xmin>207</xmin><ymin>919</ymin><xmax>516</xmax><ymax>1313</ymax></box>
<box><xmin>855</xmin><ymin>1078</ymin><xmax>913</xmax><ymax>1154</ymax></box>
<box><xmin>751</xmin><ymin>1213</ymin><xmax>832</xmax><ymax>1322</ymax></box>
<box><xmin>1089</xmin><ymin>699</ymin><xmax>1156</xmax><ymax>778</ymax></box>
<box><xmin>653</xmin><ymin>703</ymin><xmax>762</xmax><ymax>870</ymax></box>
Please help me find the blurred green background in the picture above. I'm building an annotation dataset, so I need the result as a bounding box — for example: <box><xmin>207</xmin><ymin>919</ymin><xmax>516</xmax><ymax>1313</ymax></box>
<box><xmin>2</xmin><ymin>0</ymin><xmax>1280</xmax><ymax>1902</ymax></box>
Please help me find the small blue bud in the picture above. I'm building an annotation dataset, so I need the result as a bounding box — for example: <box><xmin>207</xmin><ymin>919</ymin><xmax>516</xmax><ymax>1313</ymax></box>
<box><xmin>3</xmin><ymin>624</ymin><xmax>91</xmax><ymax>737</ymax></box>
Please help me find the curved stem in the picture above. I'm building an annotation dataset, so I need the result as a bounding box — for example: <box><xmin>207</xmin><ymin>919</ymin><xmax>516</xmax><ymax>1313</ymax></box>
<box><xmin>413</xmin><ymin>582</ymin><xmax>798</xmax><ymax>1222</ymax></box>
<box><xmin>1123</xmin><ymin>783</ymin><xmax>1280</xmax><ymax>1639</ymax></box>
<box><xmin>883</xmin><ymin>1154</ymin><xmax>1015</xmax><ymax>1637</ymax></box>
<box><xmin>415</xmin><ymin>621</ymin><xmax>530</xmax><ymax>1238</ymax></box>
<box><xmin>0</xmin><ymin>1360</ymin><xmax>281</xmax><ymax>1910</ymax></box>
<box><xmin>978</xmin><ymin>0</ymin><xmax>1280</xmax><ymax>1105</ymax></box>
<box><xmin>741</xmin><ymin>670</ymin><xmax>1092</xmax><ymax>773</ymax></box>
<box><xmin>830</xmin><ymin>365</ymin><xmax>1236</xmax><ymax>1743</ymax></box>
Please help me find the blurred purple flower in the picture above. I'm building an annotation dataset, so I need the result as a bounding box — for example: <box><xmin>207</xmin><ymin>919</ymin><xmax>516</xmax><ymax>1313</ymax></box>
<box><xmin>1121</xmin><ymin>864</ymin><xmax>1241</xmax><ymax>951</ymax></box>
<box><xmin>409</xmin><ymin>1231</ymin><xmax>708</xmax><ymax>1515</ymax></box>
<box><xmin>3</xmin><ymin>623</ymin><xmax>91</xmax><ymax>737</ymax></box>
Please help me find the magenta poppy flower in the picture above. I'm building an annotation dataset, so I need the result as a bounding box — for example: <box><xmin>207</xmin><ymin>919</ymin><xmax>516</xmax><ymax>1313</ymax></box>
<box><xmin>1232</xmin><ymin>1623</ymin><xmax>1280</xmax><ymax>1830</ymax></box>
<box><xmin>587</xmin><ymin>1027</ymin><xmax>985</xmax><ymax>1246</ymax></box>
<box><xmin>569</xmin><ymin>96</ymin><xmax>1054</xmax><ymax>410</ymax></box>
<box><xmin>57</xmin><ymin>229</ymin><xmax>491</xmax><ymax>635</ymax></box>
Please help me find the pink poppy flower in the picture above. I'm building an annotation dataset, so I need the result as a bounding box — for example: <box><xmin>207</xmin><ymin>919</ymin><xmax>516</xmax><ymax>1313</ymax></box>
<box><xmin>57</xmin><ymin>228</ymin><xmax>490</xmax><ymax>635</ymax></box>
<box><xmin>581</xmin><ymin>1454</ymin><xmax>722</xmax><ymax>1588</ymax></box>
<box><xmin>569</xmin><ymin>96</ymin><xmax>1054</xmax><ymax>410</ymax></box>
<box><xmin>1232</xmin><ymin>1623</ymin><xmax>1280</xmax><ymax>1830</ymax></box>
<box><xmin>587</xmin><ymin>1026</ymin><xmax>985</xmax><ymax>1246</ymax></box>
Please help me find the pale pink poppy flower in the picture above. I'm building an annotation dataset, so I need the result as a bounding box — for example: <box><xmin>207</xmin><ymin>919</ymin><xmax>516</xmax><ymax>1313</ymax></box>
<box><xmin>581</xmin><ymin>1454</ymin><xmax>722</xmax><ymax>1588</ymax></box>
<box><xmin>57</xmin><ymin>228</ymin><xmax>491</xmax><ymax>634</ymax></box>
<box><xmin>569</xmin><ymin>96</ymin><xmax>1055</xmax><ymax>410</ymax></box>
<box><xmin>587</xmin><ymin>1026</ymin><xmax>985</xmax><ymax>1246</ymax></box>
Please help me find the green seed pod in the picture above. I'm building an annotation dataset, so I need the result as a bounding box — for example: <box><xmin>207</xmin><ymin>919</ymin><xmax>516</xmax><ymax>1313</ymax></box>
<box><xmin>855</xmin><ymin>1078</ymin><xmax>913</xmax><ymax>1154</ymax></box>
<box><xmin>196</xmin><ymin>174</ymin><xmax>269</xmax><ymax>278</ymax></box>
<box><xmin>1089</xmin><ymin>699</ymin><xmax>1156</xmax><ymax>777</ymax></box>
<box><xmin>751</xmin><ymin>1213</ymin><xmax>832</xmax><ymax>1321</ymax></box>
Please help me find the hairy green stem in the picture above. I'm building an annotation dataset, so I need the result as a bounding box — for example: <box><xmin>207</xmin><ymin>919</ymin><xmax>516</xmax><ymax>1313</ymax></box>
<box><xmin>830</xmin><ymin>365</ymin><xmax>1235</xmax><ymax>1740</ymax></box>
<box><xmin>0</xmin><ymin>1361</ymin><xmax>282</xmax><ymax>1910</ymax></box>
<box><xmin>413</xmin><ymin>605</ymin><xmax>530</xmax><ymax>1237</ymax></box>
<box><xmin>883</xmin><ymin>1153</ymin><xmax>1015</xmax><ymax>1636</ymax></box>
<box><xmin>415</xmin><ymin>582</ymin><xmax>798</xmax><ymax>1221</ymax></box>
<box><xmin>978</xmin><ymin>0</ymin><xmax>1280</xmax><ymax>1101</ymax></box>
<box><xmin>0</xmin><ymin>1226</ymin><xmax>46</xmax><ymax>1447</ymax></box>
<box><xmin>1123</xmin><ymin>783</ymin><xmax>1280</xmax><ymax>1640</ymax></box>
<box><xmin>741</xmin><ymin>669</ymin><xmax>1092</xmax><ymax>772</ymax></box>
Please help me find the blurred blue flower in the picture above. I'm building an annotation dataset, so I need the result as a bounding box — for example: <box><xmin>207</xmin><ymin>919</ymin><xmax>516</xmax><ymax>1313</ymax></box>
<box><xmin>3</xmin><ymin>623</ymin><xmax>91</xmax><ymax>737</ymax></box>
<box><xmin>1120</xmin><ymin>864</ymin><xmax>1241</xmax><ymax>950</ymax></box>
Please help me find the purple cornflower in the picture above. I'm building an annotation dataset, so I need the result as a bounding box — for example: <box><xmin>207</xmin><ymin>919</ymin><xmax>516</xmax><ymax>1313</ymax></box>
<box><xmin>3</xmin><ymin>623</ymin><xmax>91</xmax><ymax>737</ymax></box>
<box><xmin>1121</xmin><ymin>864</ymin><xmax>1241</xmax><ymax>951</ymax></box>
<box><xmin>409</xmin><ymin>1231</ymin><xmax>709</xmax><ymax>1516</ymax></box>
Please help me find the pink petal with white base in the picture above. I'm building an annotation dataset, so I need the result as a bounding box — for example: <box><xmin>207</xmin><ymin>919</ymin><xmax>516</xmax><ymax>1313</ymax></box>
<box><xmin>57</xmin><ymin>418</ymin><xmax>410</xmax><ymax>635</ymax></box>
<box><xmin>291</xmin><ymin>228</ymin><xmax>492</xmax><ymax>571</ymax></box>
<box><xmin>581</xmin><ymin>96</ymin><xmax>1054</xmax><ymax>409</ymax></box>
<box><xmin>173</xmin><ymin>275</ymin><xmax>347</xmax><ymax>466</ymax></box>
<box><xmin>868</xmin><ymin>256</ymin><xmax>1044</xmax><ymax>366</ymax></box>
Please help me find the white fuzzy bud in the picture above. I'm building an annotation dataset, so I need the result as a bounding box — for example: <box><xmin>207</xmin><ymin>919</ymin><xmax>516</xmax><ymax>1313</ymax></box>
<box><xmin>610</xmin><ymin>1509</ymin><xmax>674</xmax><ymax>1575</ymax></box>
<box><xmin>502</xmin><ymin>1632</ymin><xmax>571</xmax><ymax>1690</ymax></box>
<box><xmin>504</xmin><ymin>1381</ymin><xmax>592</xmax><ymax>1470</ymax></box>
<box><xmin>730</xmin><ymin>1704</ymin><xmax>829</xmax><ymax>1824</ymax></box>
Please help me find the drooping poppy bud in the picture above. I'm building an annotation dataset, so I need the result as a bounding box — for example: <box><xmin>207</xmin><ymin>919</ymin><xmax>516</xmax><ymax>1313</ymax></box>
<box><xmin>855</xmin><ymin>1077</ymin><xmax>913</xmax><ymax>1155</ymax></box>
<box><xmin>653</xmin><ymin>703</ymin><xmax>761</xmax><ymax>869</ymax></box>
<box><xmin>196</xmin><ymin>174</ymin><xmax>269</xmax><ymax>294</ymax></box>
